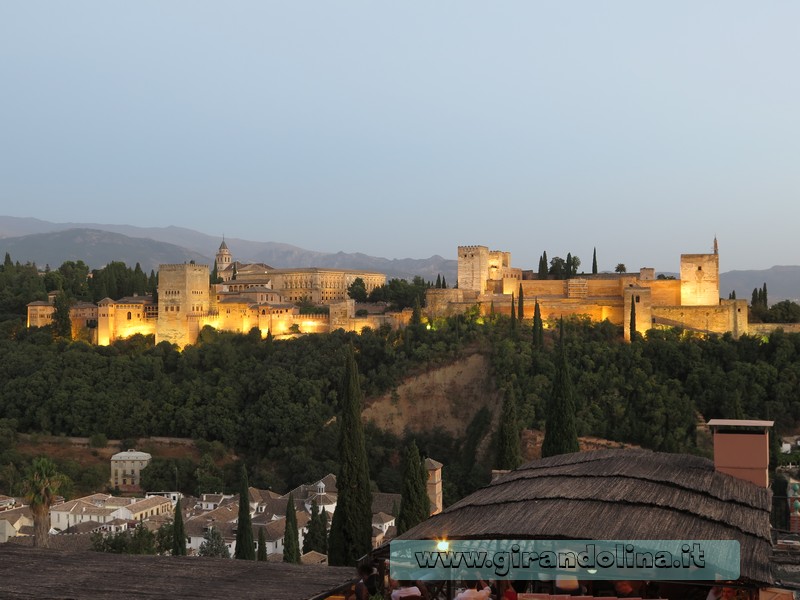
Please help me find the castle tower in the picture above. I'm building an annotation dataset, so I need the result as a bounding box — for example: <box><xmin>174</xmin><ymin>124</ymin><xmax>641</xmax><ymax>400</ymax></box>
<box><xmin>680</xmin><ymin>241</ymin><xmax>720</xmax><ymax>306</ymax></box>
<box><xmin>215</xmin><ymin>239</ymin><xmax>233</xmax><ymax>281</ymax></box>
<box><xmin>156</xmin><ymin>263</ymin><xmax>210</xmax><ymax>347</ymax></box>
<box><xmin>458</xmin><ymin>245</ymin><xmax>490</xmax><ymax>293</ymax></box>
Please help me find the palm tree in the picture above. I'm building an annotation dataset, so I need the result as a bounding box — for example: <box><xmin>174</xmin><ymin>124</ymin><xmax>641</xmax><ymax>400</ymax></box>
<box><xmin>22</xmin><ymin>457</ymin><xmax>66</xmax><ymax>548</ymax></box>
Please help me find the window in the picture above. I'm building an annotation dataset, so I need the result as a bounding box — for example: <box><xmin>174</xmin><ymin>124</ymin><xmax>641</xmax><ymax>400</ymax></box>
<box><xmin>127</xmin><ymin>312</ymin><xmax>132</xmax><ymax>320</ymax></box>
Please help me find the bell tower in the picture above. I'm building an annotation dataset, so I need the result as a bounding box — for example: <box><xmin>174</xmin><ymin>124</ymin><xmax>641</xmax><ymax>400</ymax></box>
<box><xmin>215</xmin><ymin>239</ymin><xmax>233</xmax><ymax>281</ymax></box>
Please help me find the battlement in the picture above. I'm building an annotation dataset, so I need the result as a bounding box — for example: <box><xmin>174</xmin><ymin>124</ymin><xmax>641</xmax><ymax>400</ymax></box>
<box><xmin>458</xmin><ymin>245</ymin><xmax>488</xmax><ymax>254</ymax></box>
<box><xmin>158</xmin><ymin>264</ymin><xmax>209</xmax><ymax>273</ymax></box>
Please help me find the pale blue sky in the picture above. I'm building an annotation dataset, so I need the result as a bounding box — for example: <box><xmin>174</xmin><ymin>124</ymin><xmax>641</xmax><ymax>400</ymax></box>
<box><xmin>1</xmin><ymin>2</ymin><xmax>798</xmax><ymax>272</ymax></box>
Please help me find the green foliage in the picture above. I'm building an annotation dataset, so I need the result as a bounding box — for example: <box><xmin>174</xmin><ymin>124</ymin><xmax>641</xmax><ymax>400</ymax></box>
<box><xmin>303</xmin><ymin>499</ymin><xmax>328</xmax><ymax>555</ymax></box>
<box><xmin>140</xmin><ymin>458</ymin><xmax>198</xmax><ymax>496</ymax></box>
<box><xmin>283</xmin><ymin>492</ymin><xmax>300</xmax><ymax>563</ymax></box>
<box><xmin>495</xmin><ymin>387</ymin><xmax>522</xmax><ymax>470</ymax></box>
<box><xmin>199</xmin><ymin>527</ymin><xmax>230</xmax><ymax>558</ymax></box>
<box><xmin>234</xmin><ymin>464</ymin><xmax>255</xmax><ymax>560</ymax></box>
<box><xmin>257</xmin><ymin>527</ymin><xmax>267</xmax><ymax>561</ymax></box>
<box><xmin>347</xmin><ymin>277</ymin><xmax>368</xmax><ymax>303</ymax></box>
<box><xmin>23</xmin><ymin>456</ymin><xmax>67</xmax><ymax>547</ymax></box>
<box><xmin>89</xmin><ymin>433</ymin><xmax>108</xmax><ymax>448</ymax></box>
<box><xmin>368</xmin><ymin>277</ymin><xmax>428</xmax><ymax>310</ymax></box>
<box><xmin>172</xmin><ymin>498</ymin><xmax>187</xmax><ymax>556</ymax></box>
<box><xmin>592</xmin><ymin>248</ymin><xmax>598</xmax><ymax>275</ymax></box>
<box><xmin>328</xmin><ymin>346</ymin><xmax>373</xmax><ymax>566</ymax></box>
<box><xmin>541</xmin><ymin>320</ymin><xmax>580</xmax><ymax>458</ymax></box>
<box><xmin>396</xmin><ymin>441</ymin><xmax>429</xmax><ymax>535</ymax></box>
<box><xmin>52</xmin><ymin>292</ymin><xmax>72</xmax><ymax>340</ymax></box>
<box><xmin>91</xmin><ymin>523</ymin><xmax>157</xmax><ymax>554</ymax></box>
<box><xmin>615</xmin><ymin>263</ymin><xmax>627</xmax><ymax>273</ymax></box>
<box><xmin>517</xmin><ymin>284</ymin><xmax>524</xmax><ymax>321</ymax></box>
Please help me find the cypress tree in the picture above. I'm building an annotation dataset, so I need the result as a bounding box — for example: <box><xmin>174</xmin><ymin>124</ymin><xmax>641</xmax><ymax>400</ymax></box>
<box><xmin>52</xmin><ymin>292</ymin><xmax>72</xmax><ymax>339</ymax></box>
<box><xmin>566</xmin><ymin>253</ymin><xmax>573</xmax><ymax>279</ymax></box>
<box><xmin>397</xmin><ymin>441</ymin><xmax>429</xmax><ymax>535</ymax></box>
<box><xmin>441</xmin><ymin>276</ymin><xmax>447</xmax><ymax>289</ymax></box>
<box><xmin>283</xmin><ymin>492</ymin><xmax>300</xmax><ymax>563</ymax></box>
<box><xmin>629</xmin><ymin>295</ymin><xmax>637</xmax><ymax>341</ymax></box>
<box><xmin>532</xmin><ymin>299</ymin><xmax>544</xmax><ymax>349</ymax></box>
<box><xmin>257</xmin><ymin>527</ymin><xmax>267</xmax><ymax>561</ymax></box>
<box><xmin>435</xmin><ymin>274</ymin><xmax>441</xmax><ymax>289</ymax></box>
<box><xmin>510</xmin><ymin>293</ymin><xmax>516</xmax><ymax>331</ymax></box>
<box><xmin>496</xmin><ymin>387</ymin><xmax>522</xmax><ymax>470</ymax></box>
<box><xmin>172</xmin><ymin>498</ymin><xmax>186</xmax><ymax>556</ymax></box>
<box><xmin>541</xmin><ymin>319</ymin><xmax>580</xmax><ymax>458</ymax></box>
<box><xmin>411</xmin><ymin>296</ymin><xmax>422</xmax><ymax>326</ymax></box>
<box><xmin>319</xmin><ymin>508</ymin><xmax>328</xmax><ymax>555</ymax></box>
<box><xmin>763</xmin><ymin>283</ymin><xmax>768</xmax><ymax>307</ymax></box>
<box><xmin>328</xmin><ymin>346</ymin><xmax>373</xmax><ymax>566</ymax></box>
<box><xmin>752</xmin><ymin>288</ymin><xmax>760</xmax><ymax>307</ymax></box>
<box><xmin>234</xmin><ymin>465</ymin><xmax>255</xmax><ymax>560</ymax></box>
<box><xmin>518</xmin><ymin>283</ymin><xmax>524</xmax><ymax>320</ymax></box>
<box><xmin>303</xmin><ymin>500</ymin><xmax>324</xmax><ymax>554</ymax></box>
<box><xmin>592</xmin><ymin>247</ymin><xmax>598</xmax><ymax>275</ymax></box>
<box><xmin>538</xmin><ymin>252</ymin><xmax>549</xmax><ymax>279</ymax></box>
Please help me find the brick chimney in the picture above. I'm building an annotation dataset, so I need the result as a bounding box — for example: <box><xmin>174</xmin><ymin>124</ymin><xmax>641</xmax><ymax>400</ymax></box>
<box><xmin>708</xmin><ymin>419</ymin><xmax>773</xmax><ymax>488</ymax></box>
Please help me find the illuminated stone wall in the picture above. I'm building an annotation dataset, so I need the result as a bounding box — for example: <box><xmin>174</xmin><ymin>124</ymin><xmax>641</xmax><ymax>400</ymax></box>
<box><xmin>680</xmin><ymin>253</ymin><xmax>720</xmax><ymax>306</ymax></box>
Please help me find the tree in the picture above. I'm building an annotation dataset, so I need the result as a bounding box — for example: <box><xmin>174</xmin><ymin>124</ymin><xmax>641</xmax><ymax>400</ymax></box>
<box><xmin>538</xmin><ymin>252</ymin><xmax>549</xmax><ymax>279</ymax></box>
<box><xmin>397</xmin><ymin>441</ymin><xmax>429</xmax><ymax>535</ymax></box>
<box><xmin>510</xmin><ymin>293</ymin><xmax>516</xmax><ymax>331</ymax></box>
<box><xmin>22</xmin><ymin>457</ymin><xmax>66</xmax><ymax>548</ymax></box>
<box><xmin>541</xmin><ymin>319</ymin><xmax>580</xmax><ymax>458</ymax></box>
<box><xmin>257</xmin><ymin>527</ymin><xmax>267</xmax><ymax>561</ymax></box>
<box><xmin>549</xmin><ymin>257</ymin><xmax>566</xmax><ymax>279</ymax></box>
<box><xmin>328</xmin><ymin>346</ymin><xmax>373</xmax><ymax>566</ymax></box>
<box><xmin>172</xmin><ymin>497</ymin><xmax>187</xmax><ymax>556</ymax></box>
<box><xmin>629</xmin><ymin>295</ymin><xmax>637</xmax><ymax>341</ymax></box>
<box><xmin>283</xmin><ymin>492</ymin><xmax>301</xmax><ymax>563</ymax></box>
<box><xmin>496</xmin><ymin>387</ymin><xmax>522</xmax><ymax>470</ymax></box>
<box><xmin>303</xmin><ymin>499</ymin><xmax>328</xmax><ymax>555</ymax></box>
<box><xmin>234</xmin><ymin>465</ymin><xmax>255</xmax><ymax>560</ymax></box>
<box><xmin>52</xmin><ymin>292</ymin><xmax>72</xmax><ymax>339</ymax></box>
<box><xmin>532</xmin><ymin>299</ymin><xmax>544</xmax><ymax>349</ymax></box>
<box><xmin>199</xmin><ymin>527</ymin><xmax>230</xmax><ymax>558</ymax></box>
<box><xmin>615</xmin><ymin>263</ymin><xmax>627</xmax><ymax>274</ymax></box>
<box><xmin>763</xmin><ymin>283</ymin><xmax>769</xmax><ymax>308</ymax></box>
<box><xmin>441</xmin><ymin>276</ymin><xmax>447</xmax><ymax>289</ymax></box>
<box><xmin>347</xmin><ymin>277</ymin><xmax>368</xmax><ymax>303</ymax></box>
<box><xmin>518</xmin><ymin>284</ymin><xmax>524</xmax><ymax>321</ymax></box>
<box><xmin>435</xmin><ymin>274</ymin><xmax>442</xmax><ymax>289</ymax></box>
<box><xmin>566</xmin><ymin>253</ymin><xmax>573</xmax><ymax>279</ymax></box>
<box><xmin>410</xmin><ymin>296</ymin><xmax>422</xmax><ymax>326</ymax></box>
<box><xmin>592</xmin><ymin>247</ymin><xmax>598</xmax><ymax>275</ymax></box>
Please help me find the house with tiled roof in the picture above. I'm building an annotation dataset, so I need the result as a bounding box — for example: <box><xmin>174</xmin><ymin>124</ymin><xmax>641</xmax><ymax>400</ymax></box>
<box><xmin>0</xmin><ymin>507</ymin><xmax>32</xmax><ymax>543</ymax></box>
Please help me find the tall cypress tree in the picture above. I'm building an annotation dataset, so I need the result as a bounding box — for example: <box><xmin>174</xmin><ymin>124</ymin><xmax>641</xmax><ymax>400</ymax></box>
<box><xmin>566</xmin><ymin>253</ymin><xmax>573</xmax><ymax>280</ymax></box>
<box><xmin>496</xmin><ymin>387</ymin><xmax>522</xmax><ymax>470</ymax></box>
<box><xmin>763</xmin><ymin>283</ymin><xmax>768</xmax><ymax>307</ymax></box>
<box><xmin>441</xmin><ymin>276</ymin><xmax>447</xmax><ymax>289</ymax></box>
<box><xmin>538</xmin><ymin>252</ymin><xmax>549</xmax><ymax>279</ymax></box>
<box><xmin>172</xmin><ymin>498</ymin><xmax>186</xmax><ymax>556</ymax></box>
<box><xmin>541</xmin><ymin>319</ymin><xmax>580</xmax><ymax>458</ymax></box>
<box><xmin>532</xmin><ymin>299</ymin><xmax>544</xmax><ymax>349</ymax></box>
<box><xmin>328</xmin><ymin>346</ymin><xmax>373</xmax><ymax>566</ymax></box>
<box><xmin>435</xmin><ymin>274</ymin><xmax>442</xmax><ymax>289</ymax></box>
<box><xmin>397</xmin><ymin>442</ymin><xmax>429</xmax><ymax>535</ymax></box>
<box><xmin>283</xmin><ymin>492</ymin><xmax>300</xmax><ymax>563</ymax></box>
<box><xmin>257</xmin><ymin>527</ymin><xmax>267</xmax><ymax>561</ymax></box>
<box><xmin>592</xmin><ymin>247</ymin><xmax>598</xmax><ymax>275</ymax></box>
<box><xmin>629</xmin><ymin>295</ymin><xmax>637</xmax><ymax>341</ymax></box>
<box><xmin>510</xmin><ymin>293</ymin><xmax>516</xmax><ymax>331</ymax></box>
<box><xmin>234</xmin><ymin>465</ymin><xmax>255</xmax><ymax>560</ymax></box>
<box><xmin>518</xmin><ymin>284</ymin><xmax>524</xmax><ymax>321</ymax></box>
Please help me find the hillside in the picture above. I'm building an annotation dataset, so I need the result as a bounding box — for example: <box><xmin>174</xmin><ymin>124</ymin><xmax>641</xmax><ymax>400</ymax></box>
<box><xmin>0</xmin><ymin>216</ymin><xmax>458</xmax><ymax>282</ymax></box>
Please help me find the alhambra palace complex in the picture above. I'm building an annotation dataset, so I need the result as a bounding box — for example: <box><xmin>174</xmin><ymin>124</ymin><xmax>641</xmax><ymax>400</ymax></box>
<box><xmin>27</xmin><ymin>238</ymin><xmax>761</xmax><ymax>346</ymax></box>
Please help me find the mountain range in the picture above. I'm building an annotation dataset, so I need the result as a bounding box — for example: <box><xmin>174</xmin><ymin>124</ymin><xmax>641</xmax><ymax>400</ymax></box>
<box><xmin>1</xmin><ymin>216</ymin><xmax>798</xmax><ymax>302</ymax></box>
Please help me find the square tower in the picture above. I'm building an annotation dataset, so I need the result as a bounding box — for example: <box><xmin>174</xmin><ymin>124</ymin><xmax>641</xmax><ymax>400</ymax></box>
<box><xmin>156</xmin><ymin>263</ymin><xmax>210</xmax><ymax>346</ymax></box>
<box><xmin>680</xmin><ymin>253</ymin><xmax>720</xmax><ymax>306</ymax></box>
<box><xmin>458</xmin><ymin>246</ymin><xmax>489</xmax><ymax>292</ymax></box>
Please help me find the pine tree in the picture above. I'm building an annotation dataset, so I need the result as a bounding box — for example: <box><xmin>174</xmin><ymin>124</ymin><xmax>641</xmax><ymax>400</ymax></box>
<box><xmin>283</xmin><ymin>492</ymin><xmax>300</xmax><ymax>563</ymax></box>
<box><xmin>496</xmin><ymin>387</ymin><xmax>522</xmax><ymax>470</ymax></box>
<box><xmin>541</xmin><ymin>319</ymin><xmax>580</xmax><ymax>458</ymax></box>
<box><xmin>172</xmin><ymin>498</ymin><xmax>186</xmax><ymax>556</ymax></box>
<box><xmin>592</xmin><ymin>247</ymin><xmax>598</xmax><ymax>275</ymax></box>
<box><xmin>397</xmin><ymin>442</ymin><xmax>429</xmax><ymax>535</ymax></box>
<box><xmin>234</xmin><ymin>465</ymin><xmax>255</xmax><ymax>560</ymax></box>
<box><xmin>257</xmin><ymin>527</ymin><xmax>267</xmax><ymax>561</ymax></box>
<box><xmin>199</xmin><ymin>527</ymin><xmax>230</xmax><ymax>558</ymax></box>
<box><xmin>328</xmin><ymin>346</ymin><xmax>373</xmax><ymax>566</ymax></box>
<box><xmin>629</xmin><ymin>295</ymin><xmax>637</xmax><ymax>341</ymax></box>
<box><xmin>518</xmin><ymin>283</ymin><xmax>524</xmax><ymax>320</ymax></box>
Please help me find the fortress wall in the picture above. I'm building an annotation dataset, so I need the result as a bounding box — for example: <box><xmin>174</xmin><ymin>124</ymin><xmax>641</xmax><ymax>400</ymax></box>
<box><xmin>749</xmin><ymin>323</ymin><xmax>800</xmax><ymax>335</ymax></box>
<box><xmin>458</xmin><ymin>246</ymin><xmax>489</xmax><ymax>292</ymax></box>
<box><xmin>537</xmin><ymin>298</ymin><xmax>623</xmax><ymax>324</ymax></box>
<box><xmin>642</xmin><ymin>280</ymin><xmax>681</xmax><ymax>306</ymax></box>
<box><xmin>587</xmin><ymin>279</ymin><xmax>622</xmax><ymax>297</ymax></box>
<box><xmin>652</xmin><ymin>304</ymin><xmax>733</xmax><ymax>335</ymax></box>
<box><xmin>508</xmin><ymin>280</ymin><xmax>567</xmax><ymax>297</ymax></box>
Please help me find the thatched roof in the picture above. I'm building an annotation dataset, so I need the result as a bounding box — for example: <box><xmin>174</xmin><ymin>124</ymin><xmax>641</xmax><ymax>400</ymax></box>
<box><xmin>399</xmin><ymin>449</ymin><xmax>773</xmax><ymax>585</ymax></box>
<box><xmin>0</xmin><ymin>544</ymin><xmax>354</xmax><ymax>599</ymax></box>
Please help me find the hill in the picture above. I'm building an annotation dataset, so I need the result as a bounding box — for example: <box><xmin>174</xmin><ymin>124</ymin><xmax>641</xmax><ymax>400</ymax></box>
<box><xmin>0</xmin><ymin>216</ymin><xmax>457</xmax><ymax>282</ymax></box>
<box><xmin>720</xmin><ymin>266</ymin><xmax>800</xmax><ymax>303</ymax></box>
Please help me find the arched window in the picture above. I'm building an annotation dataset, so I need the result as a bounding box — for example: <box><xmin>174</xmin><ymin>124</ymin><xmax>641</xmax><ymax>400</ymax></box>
<box><xmin>127</xmin><ymin>312</ymin><xmax>132</xmax><ymax>320</ymax></box>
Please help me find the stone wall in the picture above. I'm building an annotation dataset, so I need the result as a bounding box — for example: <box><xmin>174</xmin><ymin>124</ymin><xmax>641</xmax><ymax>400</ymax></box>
<box><xmin>680</xmin><ymin>253</ymin><xmax>720</xmax><ymax>306</ymax></box>
<box><xmin>458</xmin><ymin>245</ymin><xmax>489</xmax><ymax>292</ymax></box>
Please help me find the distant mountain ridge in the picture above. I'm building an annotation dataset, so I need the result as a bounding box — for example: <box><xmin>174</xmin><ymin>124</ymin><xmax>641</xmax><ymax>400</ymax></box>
<box><xmin>0</xmin><ymin>217</ymin><xmax>457</xmax><ymax>282</ymax></box>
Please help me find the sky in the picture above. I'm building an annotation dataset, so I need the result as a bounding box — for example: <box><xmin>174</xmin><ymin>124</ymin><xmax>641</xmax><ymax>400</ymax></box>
<box><xmin>1</xmin><ymin>2</ymin><xmax>799</xmax><ymax>273</ymax></box>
